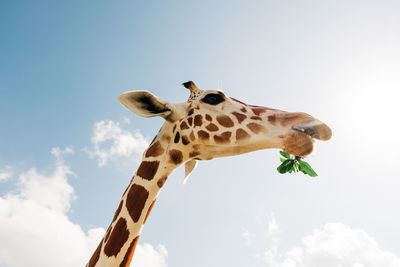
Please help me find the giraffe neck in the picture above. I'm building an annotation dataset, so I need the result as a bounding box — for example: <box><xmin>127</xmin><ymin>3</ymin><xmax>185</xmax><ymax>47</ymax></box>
<box><xmin>88</xmin><ymin>129</ymin><xmax>181</xmax><ymax>267</ymax></box>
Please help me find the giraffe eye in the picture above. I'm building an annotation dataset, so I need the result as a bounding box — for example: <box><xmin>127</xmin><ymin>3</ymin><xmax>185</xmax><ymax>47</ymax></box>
<box><xmin>201</xmin><ymin>93</ymin><xmax>225</xmax><ymax>105</ymax></box>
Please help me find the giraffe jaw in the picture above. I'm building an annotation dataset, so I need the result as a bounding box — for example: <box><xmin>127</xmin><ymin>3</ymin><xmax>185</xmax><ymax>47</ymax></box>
<box><xmin>193</xmin><ymin>140</ymin><xmax>284</xmax><ymax>160</ymax></box>
<box><xmin>282</xmin><ymin>119</ymin><xmax>332</xmax><ymax>157</ymax></box>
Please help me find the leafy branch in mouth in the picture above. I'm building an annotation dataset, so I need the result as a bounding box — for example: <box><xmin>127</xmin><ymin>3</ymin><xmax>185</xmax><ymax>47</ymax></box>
<box><xmin>277</xmin><ymin>151</ymin><xmax>318</xmax><ymax>177</ymax></box>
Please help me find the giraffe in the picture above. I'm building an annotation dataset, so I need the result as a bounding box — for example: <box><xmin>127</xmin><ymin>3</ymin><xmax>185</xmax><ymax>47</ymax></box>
<box><xmin>87</xmin><ymin>81</ymin><xmax>332</xmax><ymax>267</ymax></box>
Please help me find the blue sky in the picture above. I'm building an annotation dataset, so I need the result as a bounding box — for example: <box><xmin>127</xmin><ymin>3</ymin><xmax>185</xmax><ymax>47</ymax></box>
<box><xmin>1</xmin><ymin>1</ymin><xmax>400</xmax><ymax>267</ymax></box>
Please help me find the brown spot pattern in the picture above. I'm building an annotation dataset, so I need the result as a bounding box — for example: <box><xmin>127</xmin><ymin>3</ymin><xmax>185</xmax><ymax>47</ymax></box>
<box><xmin>145</xmin><ymin>141</ymin><xmax>164</xmax><ymax>158</ymax></box>
<box><xmin>187</xmin><ymin>117</ymin><xmax>193</xmax><ymax>126</ymax></box>
<box><xmin>189</xmin><ymin>151</ymin><xmax>200</xmax><ymax>158</ymax></box>
<box><xmin>104</xmin><ymin>226</ymin><xmax>112</xmax><ymax>243</ymax></box>
<box><xmin>190</xmin><ymin>131</ymin><xmax>195</xmax><ymax>141</ymax></box>
<box><xmin>232</xmin><ymin>112</ymin><xmax>247</xmax><ymax>123</ymax></box>
<box><xmin>236</xmin><ymin>128</ymin><xmax>250</xmax><ymax>140</ymax></box>
<box><xmin>216</xmin><ymin>115</ymin><xmax>234</xmax><ymax>127</ymax></box>
<box><xmin>126</xmin><ymin>184</ymin><xmax>149</xmax><ymax>222</ymax></box>
<box><xmin>119</xmin><ymin>236</ymin><xmax>139</xmax><ymax>267</ymax></box>
<box><xmin>181</xmin><ymin>135</ymin><xmax>190</xmax><ymax>145</ymax></box>
<box><xmin>144</xmin><ymin>199</ymin><xmax>156</xmax><ymax>224</ymax></box>
<box><xmin>206</xmin><ymin>123</ymin><xmax>219</xmax><ymax>132</ymax></box>
<box><xmin>174</xmin><ymin>132</ymin><xmax>180</xmax><ymax>143</ymax></box>
<box><xmin>214</xmin><ymin>132</ymin><xmax>232</xmax><ymax>144</ymax></box>
<box><xmin>112</xmin><ymin>200</ymin><xmax>123</xmax><ymax>222</ymax></box>
<box><xmin>251</xmin><ymin>116</ymin><xmax>262</xmax><ymax>120</ymax></box>
<box><xmin>172</xmin><ymin>124</ymin><xmax>177</xmax><ymax>132</ymax></box>
<box><xmin>252</xmin><ymin>107</ymin><xmax>267</xmax><ymax>116</ymax></box>
<box><xmin>137</xmin><ymin>161</ymin><xmax>159</xmax><ymax>180</ymax></box>
<box><xmin>169</xmin><ymin>149</ymin><xmax>183</xmax><ymax>164</ymax></box>
<box><xmin>194</xmin><ymin>115</ymin><xmax>203</xmax><ymax>127</ymax></box>
<box><xmin>104</xmin><ymin>217</ymin><xmax>129</xmax><ymax>257</ymax></box>
<box><xmin>162</xmin><ymin>134</ymin><xmax>171</xmax><ymax>142</ymax></box>
<box><xmin>240</xmin><ymin>107</ymin><xmax>247</xmax><ymax>113</ymax></box>
<box><xmin>157</xmin><ymin>176</ymin><xmax>168</xmax><ymax>188</ymax></box>
<box><xmin>180</xmin><ymin>121</ymin><xmax>189</xmax><ymax>130</ymax></box>
<box><xmin>247</xmin><ymin>123</ymin><xmax>266</xmax><ymax>134</ymax></box>
<box><xmin>268</xmin><ymin>115</ymin><xmax>276</xmax><ymax>124</ymax></box>
<box><xmin>188</xmin><ymin>108</ymin><xmax>194</xmax><ymax>116</ymax></box>
<box><xmin>205</xmin><ymin>114</ymin><xmax>212</xmax><ymax>121</ymax></box>
<box><xmin>198</xmin><ymin>130</ymin><xmax>210</xmax><ymax>140</ymax></box>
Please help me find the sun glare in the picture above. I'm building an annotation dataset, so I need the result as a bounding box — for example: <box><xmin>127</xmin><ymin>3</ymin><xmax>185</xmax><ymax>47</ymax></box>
<box><xmin>339</xmin><ymin>64</ymin><xmax>400</xmax><ymax>147</ymax></box>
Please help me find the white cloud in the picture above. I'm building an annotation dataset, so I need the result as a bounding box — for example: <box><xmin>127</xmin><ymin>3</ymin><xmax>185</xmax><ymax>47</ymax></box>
<box><xmin>268</xmin><ymin>212</ymin><xmax>280</xmax><ymax>237</ymax></box>
<box><xmin>264</xmin><ymin>223</ymin><xmax>400</xmax><ymax>267</ymax></box>
<box><xmin>0</xmin><ymin>147</ymin><xmax>167</xmax><ymax>267</ymax></box>
<box><xmin>85</xmin><ymin>120</ymin><xmax>149</xmax><ymax>167</ymax></box>
<box><xmin>122</xmin><ymin>117</ymin><xmax>131</xmax><ymax>124</ymax></box>
<box><xmin>0</xmin><ymin>147</ymin><xmax>104</xmax><ymax>267</ymax></box>
<box><xmin>132</xmin><ymin>244</ymin><xmax>168</xmax><ymax>267</ymax></box>
<box><xmin>0</xmin><ymin>165</ymin><xmax>13</xmax><ymax>182</ymax></box>
<box><xmin>242</xmin><ymin>228</ymin><xmax>252</xmax><ymax>246</ymax></box>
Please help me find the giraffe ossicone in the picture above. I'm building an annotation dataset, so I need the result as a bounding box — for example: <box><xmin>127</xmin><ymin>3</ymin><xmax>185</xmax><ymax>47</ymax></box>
<box><xmin>87</xmin><ymin>81</ymin><xmax>332</xmax><ymax>267</ymax></box>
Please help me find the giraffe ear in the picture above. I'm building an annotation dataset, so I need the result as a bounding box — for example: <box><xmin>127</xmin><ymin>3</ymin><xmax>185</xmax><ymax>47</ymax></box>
<box><xmin>118</xmin><ymin>91</ymin><xmax>177</xmax><ymax>121</ymax></box>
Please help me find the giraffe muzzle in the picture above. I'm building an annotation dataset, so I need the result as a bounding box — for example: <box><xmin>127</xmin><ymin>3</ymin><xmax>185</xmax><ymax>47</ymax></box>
<box><xmin>265</xmin><ymin>111</ymin><xmax>332</xmax><ymax>141</ymax></box>
<box><xmin>292</xmin><ymin>120</ymin><xmax>332</xmax><ymax>141</ymax></box>
<box><xmin>271</xmin><ymin>112</ymin><xmax>331</xmax><ymax>157</ymax></box>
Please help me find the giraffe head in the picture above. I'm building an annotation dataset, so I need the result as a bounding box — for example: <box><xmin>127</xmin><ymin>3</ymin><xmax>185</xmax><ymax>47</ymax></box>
<box><xmin>119</xmin><ymin>81</ymin><xmax>331</xmax><ymax>178</ymax></box>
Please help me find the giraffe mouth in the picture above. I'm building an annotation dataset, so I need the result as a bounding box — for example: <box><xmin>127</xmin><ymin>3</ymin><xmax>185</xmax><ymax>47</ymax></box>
<box><xmin>280</xmin><ymin>118</ymin><xmax>331</xmax><ymax>157</ymax></box>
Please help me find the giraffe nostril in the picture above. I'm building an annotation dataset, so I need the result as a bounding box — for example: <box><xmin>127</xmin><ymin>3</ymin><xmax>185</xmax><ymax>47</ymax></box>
<box><xmin>292</xmin><ymin>120</ymin><xmax>332</xmax><ymax>141</ymax></box>
<box><xmin>292</xmin><ymin>125</ymin><xmax>316</xmax><ymax>137</ymax></box>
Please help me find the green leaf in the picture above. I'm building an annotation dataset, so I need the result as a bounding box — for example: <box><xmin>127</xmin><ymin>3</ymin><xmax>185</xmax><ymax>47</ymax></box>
<box><xmin>280</xmin><ymin>158</ymin><xmax>286</xmax><ymax>163</ymax></box>
<box><xmin>288</xmin><ymin>165</ymin><xmax>295</xmax><ymax>173</ymax></box>
<box><xmin>292</xmin><ymin>162</ymin><xmax>298</xmax><ymax>172</ymax></box>
<box><xmin>298</xmin><ymin>161</ymin><xmax>318</xmax><ymax>177</ymax></box>
<box><xmin>277</xmin><ymin>159</ymin><xmax>295</xmax><ymax>174</ymax></box>
<box><xmin>280</xmin><ymin>151</ymin><xmax>291</xmax><ymax>159</ymax></box>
